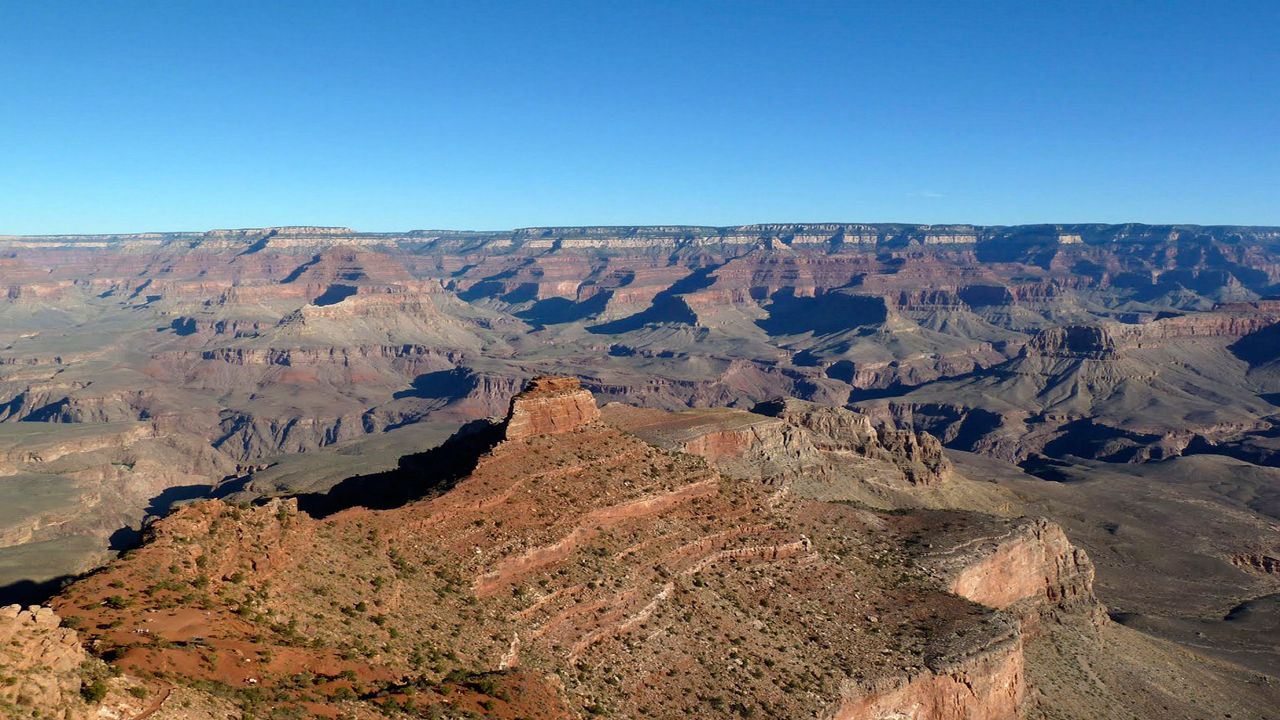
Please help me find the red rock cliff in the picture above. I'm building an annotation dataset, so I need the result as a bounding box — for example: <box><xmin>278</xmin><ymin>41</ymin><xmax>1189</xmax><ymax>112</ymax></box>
<box><xmin>503</xmin><ymin>376</ymin><xmax>601</xmax><ymax>440</ymax></box>
<box><xmin>835</xmin><ymin>619</ymin><xmax>1025</xmax><ymax>720</ymax></box>
<box><xmin>919</xmin><ymin>517</ymin><xmax>1100</xmax><ymax>624</ymax></box>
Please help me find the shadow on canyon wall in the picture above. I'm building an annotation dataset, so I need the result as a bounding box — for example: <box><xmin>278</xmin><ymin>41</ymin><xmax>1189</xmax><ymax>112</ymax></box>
<box><xmin>393</xmin><ymin>368</ymin><xmax>477</xmax><ymax>401</ymax></box>
<box><xmin>0</xmin><ymin>419</ymin><xmax>506</xmax><ymax>606</ymax></box>
<box><xmin>107</xmin><ymin>483</ymin><xmax>215</xmax><ymax>551</ymax></box>
<box><xmin>292</xmin><ymin>418</ymin><xmax>503</xmax><ymax>518</ymax></box>
<box><xmin>0</xmin><ymin>575</ymin><xmax>77</xmax><ymax>607</ymax></box>
<box><xmin>588</xmin><ymin>266</ymin><xmax>719</xmax><ymax>334</ymax></box>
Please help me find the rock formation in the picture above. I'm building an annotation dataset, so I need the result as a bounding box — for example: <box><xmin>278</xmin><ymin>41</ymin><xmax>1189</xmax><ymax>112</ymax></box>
<box><xmin>1025</xmin><ymin>308</ymin><xmax>1280</xmax><ymax>360</ymax></box>
<box><xmin>22</xmin><ymin>382</ymin><xmax>1277</xmax><ymax>718</ymax></box>
<box><xmin>503</xmin><ymin>376</ymin><xmax>601</xmax><ymax>440</ymax></box>
<box><xmin>0</xmin><ymin>604</ymin><xmax>89</xmax><ymax>717</ymax></box>
<box><xmin>916</xmin><ymin>517</ymin><xmax>1100</xmax><ymax>620</ymax></box>
<box><xmin>1231</xmin><ymin>553</ymin><xmax>1280</xmax><ymax>575</ymax></box>
<box><xmin>751</xmin><ymin>399</ymin><xmax>953</xmax><ymax>486</ymax></box>
<box><xmin>21</xmin><ymin>386</ymin><xmax>1051</xmax><ymax>717</ymax></box>
<box><xmin>601</xmin><ymin>398</ymin><xmax>966</xmax><ymax>511</ymax></box>
<box><xmin>834</xmin><ymin>619</ymin><xmax>1025</xmax><ymax>720</ymax></box>
<box><xmin>1</xmin><ymin>223</ymin><xmax>1279</xmax><ymax>718</ymax></box>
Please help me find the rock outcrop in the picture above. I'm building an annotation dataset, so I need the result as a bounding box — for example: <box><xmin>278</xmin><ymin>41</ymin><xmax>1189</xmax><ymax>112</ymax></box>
<box><xmin>835</xmin><ymin>616</ymin><xmax>1025</xmax><ymax>720</ymax></box>
<box><xmin>503</xmin><ymin>376</ymin><xmax>601</xmax><ymax>440</ymax></box>
<box><xmin>750</xmin><ymin>398</ymin><xmax>953</xmax><ymax>486</ymax></box>
<box><xmin>1231</xmin><ymin>552</ymin><xmax>1280</xmax><ymax>574</ymax></box>
<box><xmin>1024</xmin><ymin>325</ymin><xmax>1119</xmax><ymax>359</ymax></box>
<box><xmin>0</xmin><ymin>604</ymin><xmax>89</xmax><ymax>718</ymax></box>
<box><xmin>601</xmin><ymin>398</ymin><xmax>955</xmax><ymax>505</ymax></box>
<box><xmin>917</xmin><ymin>517</ymin><xmax>1100</xmax><ymax>624</ymax></box>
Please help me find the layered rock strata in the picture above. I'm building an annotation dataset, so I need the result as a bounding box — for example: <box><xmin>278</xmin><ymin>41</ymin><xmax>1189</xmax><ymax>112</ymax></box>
<box><xmin>917</xmin><ymin>517</ymin><xmax>1100</xmax><ymax>621</ymax></box>
<box><xmin>503</xmin><ymin>376</ymin><xmax>601</xmax><ymax>440</ymax></box>
<box><xmin>601</xmin><ymin>398</ymin><xmax>953</xmax><ymax>499</ymax></box>
<box><xmin>46</xmin><ymin>383</ymin><xmax>1103</xmax><ymax>719</ymax></box>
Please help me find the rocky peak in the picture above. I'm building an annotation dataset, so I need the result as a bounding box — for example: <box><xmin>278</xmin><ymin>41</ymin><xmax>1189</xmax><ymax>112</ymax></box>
<box><xmin>503</xmin><ymin>376</ymin><xmax>601</xmax><ymax>440</ymax></box>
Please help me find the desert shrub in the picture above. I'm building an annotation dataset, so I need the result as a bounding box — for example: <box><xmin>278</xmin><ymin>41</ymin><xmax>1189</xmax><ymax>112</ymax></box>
<box><xmin>81</xmin><ymin>679</ymin><xmax>108</xmax><ymax>703</ymax></box>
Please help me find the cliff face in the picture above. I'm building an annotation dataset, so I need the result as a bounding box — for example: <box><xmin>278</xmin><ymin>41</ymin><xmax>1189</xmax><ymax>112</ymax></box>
<box><xmin>47</xmin><ymin>383</ymin><xmax>1104</xmax><ymax>720</ymax></box>
<box><xmin>1024</xmin><ymin>325</ymin><xmax>1118</xmax><ymax>359</ymax></box>
<box><xmin>918</xmin><ymin>517</ymin><xmax>1100</xmax><ymax>623</ymax></box>
<box><xmin>842</xmin><ymin>514</ymin><xmax>1101</xmax><ymax>720</ymax></box>
<box><xmin>503</xmin><ymin>376</ymin><xmax>601</xmax><ymax>440</ymax></box>
<box><xmin>834</xmin><ymin>619</ymin><xmax>1025</xmax><ymax>720</ymax></box>
<box><xmin>1025</xmin><ymin>310</ymin><xmax>1280</xmax><ymax>360</ymax></box>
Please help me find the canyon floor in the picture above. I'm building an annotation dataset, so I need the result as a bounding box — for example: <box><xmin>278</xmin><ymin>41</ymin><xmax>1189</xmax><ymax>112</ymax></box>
<box><xmin>1</xmin><ymin>223</ymin><xmax>1278</xmax><ymax>717</ymax></box>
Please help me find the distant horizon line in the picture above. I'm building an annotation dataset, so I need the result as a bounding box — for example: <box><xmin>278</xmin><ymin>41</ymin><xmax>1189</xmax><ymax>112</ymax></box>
<box><xmin>4</xmin><ymin>220</ymin><xmax>1280</xmax><ymax>238</ymax></box>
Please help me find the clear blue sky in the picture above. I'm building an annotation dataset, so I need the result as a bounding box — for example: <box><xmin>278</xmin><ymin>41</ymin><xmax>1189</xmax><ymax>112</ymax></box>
<box><xmin>1</xmin><ymin>1</ymin><xmax>1276</xmax><ymax>234</ymax></box>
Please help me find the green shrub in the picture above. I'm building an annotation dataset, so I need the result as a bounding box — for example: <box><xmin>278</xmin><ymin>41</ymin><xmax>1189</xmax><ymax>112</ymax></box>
<box><xmin>81</xmin><ymin>679</ymin><xmax>108</xmax><ymax>703</ymax></box>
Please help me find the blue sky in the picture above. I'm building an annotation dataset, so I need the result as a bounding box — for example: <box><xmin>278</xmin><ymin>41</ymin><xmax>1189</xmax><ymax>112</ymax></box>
<box><xmin>1</xmin><ymin>1</ymin><xmax>1276</xmax><ymax>233</ymax></box>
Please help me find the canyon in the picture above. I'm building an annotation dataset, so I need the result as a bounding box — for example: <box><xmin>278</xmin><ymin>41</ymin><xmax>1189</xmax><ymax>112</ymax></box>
<box><xmin>19</xmin><ymin>379</ymin><xmax>1275</xmax><ymax>718</ymax></box>
<box><xmin>0</xmin><ymin>223</ymin><xmax>1278</xmax><ymax>717</ymax></box>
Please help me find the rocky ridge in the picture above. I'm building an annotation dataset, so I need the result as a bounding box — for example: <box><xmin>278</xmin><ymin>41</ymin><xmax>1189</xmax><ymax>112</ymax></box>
<box><xmin>916</xmin><ymin>517</ymin><xmax>1100</xmax><ymax>621</ymax></box>
<box><xmin>32</xmin><ymin>379</ymin><xmax>1275</xmax><ymax>719</ymax></box>
<box><xmin>1025</xmin><ymin>306</ymin><xmax>1280</xmax><ymax>359</ymax></box>
<box><xmin>601</xmin><ymin>398</ymin><xmax>981</xmax><ymax>512</ymax></box>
